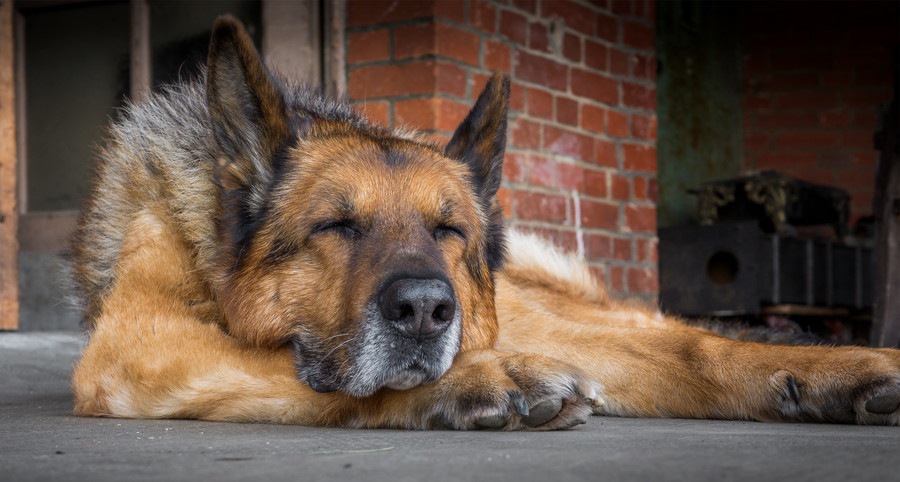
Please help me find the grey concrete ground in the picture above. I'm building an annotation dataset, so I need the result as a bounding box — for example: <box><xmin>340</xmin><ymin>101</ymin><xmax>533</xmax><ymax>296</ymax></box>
<box><xmin>1</xmin><ymin>332</ymin><xmax>898</xmax><ymax>482</ymax></box>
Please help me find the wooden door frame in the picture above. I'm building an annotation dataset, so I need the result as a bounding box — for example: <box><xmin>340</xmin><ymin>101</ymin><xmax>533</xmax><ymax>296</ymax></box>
<box><xmin>1</xmin><ymin>0</ymin><xmax>20</xmax><ymax>330</ymax></box>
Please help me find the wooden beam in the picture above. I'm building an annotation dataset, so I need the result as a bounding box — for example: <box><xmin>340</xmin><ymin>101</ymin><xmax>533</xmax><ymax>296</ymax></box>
<box><xmin>262</xmin><ymin>0</ymin><xmax>320</xmax><ymax>84</ymax></box>
<box><xmin>130</xmin><ymin>0</ymin><xmax>150</xmax><ymax>102</ymax></box>
<box><xmin>324</xmin><ymin>0</ymin><xmax>346</xmax><ymax>97</ymax></box>
<box><xmin>0</xmin><ymin>0</ymin><xmax>20</xmax><ymax>330</ymax></box>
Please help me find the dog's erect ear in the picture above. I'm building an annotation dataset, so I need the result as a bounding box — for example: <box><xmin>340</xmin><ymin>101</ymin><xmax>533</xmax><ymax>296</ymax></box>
<box><xmin>446</xmin><ymin>75</ymin><xmax>509</xmax><ymax>271</ymax></box>
<box><xmin>207</xmin><ymin>15</ymin><xmax>294</xmax><ymax>257</ymax></box>
<box><xmin>445</xmin><ymin>74</ymin><xmax>510</xmax><ymax>203</ymax></box>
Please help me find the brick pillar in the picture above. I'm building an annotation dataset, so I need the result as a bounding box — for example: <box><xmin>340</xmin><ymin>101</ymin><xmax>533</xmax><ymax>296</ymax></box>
<box><xmin>346</xmin><ymin>0</ymin><xmax>659</xmax><ymax>300</ymax></box>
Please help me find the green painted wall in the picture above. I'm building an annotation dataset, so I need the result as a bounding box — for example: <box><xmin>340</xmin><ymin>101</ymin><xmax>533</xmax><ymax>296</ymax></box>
<box><xmin>656</xmin><ymin>1</ymin><xmax>744</xmax><ymax>228</ymax></box>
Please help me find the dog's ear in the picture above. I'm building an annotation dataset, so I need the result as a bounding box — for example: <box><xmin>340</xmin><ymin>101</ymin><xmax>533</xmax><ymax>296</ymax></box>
<box><xmin>445</xmin><ymin>74</ymin><xmax>510</xmax><ymax>203</ymax></box>
<box><xmin>445</xmin><ymin>74</ymin><xmax>509</xmax><ymax>271</ymax></box>
<box><xmin>207</xmin><ymin>15</ymin><xmax>294</xmax><ymax>258</ymax></box>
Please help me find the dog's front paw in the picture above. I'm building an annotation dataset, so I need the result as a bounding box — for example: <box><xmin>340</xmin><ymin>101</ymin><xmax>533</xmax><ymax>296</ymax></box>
<box><xmin>428</xmin><ymin>352</ymin><xmax>603</xmax><ymax>431</ymax></box>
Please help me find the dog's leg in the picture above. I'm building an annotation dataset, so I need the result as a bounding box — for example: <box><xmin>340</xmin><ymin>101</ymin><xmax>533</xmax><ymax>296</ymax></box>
<box><xmin>72</xmin><ymin>210</ymin><xmax>336</xmax><ymax>424</ymax></box>
<box><xmin>497</xmin><ymin>284</ymin><xmax>900</xmax><ymax>425</ymax></box>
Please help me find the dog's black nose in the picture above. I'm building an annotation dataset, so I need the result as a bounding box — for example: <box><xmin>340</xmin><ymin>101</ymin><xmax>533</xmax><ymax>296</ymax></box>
<box><xmin>380</xmin><ymin>278</ymin><xmax>456</xmax><ymax>340</ymax></box>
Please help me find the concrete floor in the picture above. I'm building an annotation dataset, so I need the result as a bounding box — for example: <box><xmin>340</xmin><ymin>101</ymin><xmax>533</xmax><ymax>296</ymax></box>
<box><xmin>1</xmin><ymin>332</ymin><xmax>897</xmax><ymax>482</ymax></box>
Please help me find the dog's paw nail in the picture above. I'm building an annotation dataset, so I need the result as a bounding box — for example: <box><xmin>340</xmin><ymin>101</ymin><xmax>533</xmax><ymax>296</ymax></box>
<box><xmin>865</xmin><ymin>393</ymin><xmax>900</xmax><ymax>414</ymax></box>
<box><xmin>508</xmin><ymin>391</ymin><xmax>529</xmax><ymax>417</ymax></box>
<box><xmin>474</xmin><ymin>414</ymin><xmax>508</xmax><ymax>429</ymax></box>
<box><xmin>521</xmin><ymin>398</ymin><xmax>562</xmax><ymax>427</ymax></box>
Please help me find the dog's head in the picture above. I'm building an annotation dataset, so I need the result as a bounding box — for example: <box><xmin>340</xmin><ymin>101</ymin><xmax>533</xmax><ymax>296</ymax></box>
<box><xmin>206</xmin><ymin>16</ymin><xmax>508</xmax><ymax>397</ymax></box>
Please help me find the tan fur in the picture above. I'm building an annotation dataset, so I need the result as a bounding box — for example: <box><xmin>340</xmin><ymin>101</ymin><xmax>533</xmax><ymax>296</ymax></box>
<box><xmin>71</xmin><ymin>17</ymin><xmax>900</xmax><ymax>429</ymax></box>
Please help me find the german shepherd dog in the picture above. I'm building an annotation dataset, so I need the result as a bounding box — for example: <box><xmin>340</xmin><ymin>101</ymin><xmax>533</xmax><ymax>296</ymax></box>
<box><xmin>70</xmin><ymin>16</ymin><xmax>900</xmax><ymax>429</ymax></box>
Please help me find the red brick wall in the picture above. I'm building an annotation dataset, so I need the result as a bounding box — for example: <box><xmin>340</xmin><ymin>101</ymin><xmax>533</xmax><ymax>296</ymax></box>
<box><xmin>345</xmin><ymin>0</ymin><xmax>659</xmax><ymax>299</ymax></box>
<box><xmin>742</xmin><ymin>1</ymin><xmax>898</xmax><ymax>223</ymax></box>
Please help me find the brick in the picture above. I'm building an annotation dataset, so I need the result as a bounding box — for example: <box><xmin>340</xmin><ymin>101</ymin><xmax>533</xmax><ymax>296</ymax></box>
<box><xmin>756</xmin><ymin>152</ymin><xmax>818</xmax><ymax>169</ymax></box>
<box><xmin>596</xmin><ymin>12</ymin><xmax>618</xmax><ymax>43</ymax></box>
<box><xmin>436</xmin><ymin>23</ymin><xmax>481</xmax><ymax>66</ymax></box>
<box><xmin>772</xmin><ymin>92</ymin><xmax>837</xmax><ymax>110</ymax></box>
<box><xmin>484</xmin><ymin>39</ymin><xmax>512</xmax><ymax>72</ymax></box>
<box><xmin>503</xmin><ymin>152</ymin><xmax>527</xmax><ymax>183</ymax></box>
<box><xmin>843</xmin><ymin>89</ymin><xmax>892</xmax><ymax>108</ymax></box>
<box><xmin>611</xmin><ymin>173</ymin><xmax>629</xmax><ymax>201</ymax></box>
<box><xmin>348</xmin><ymin>61</ymin><xmax>436</xmax><ymax>99</ymax></box>
<box><xmin>633</xmin><ymin>175</ymin><xmax>650</xmax><ymax>201</ymax></box>
<box><xmin>434</xmin><ymin>98</ymin><xmax>473</xmax><ymax>132</ymax></box>
<box><xmin>352</xmin><ymin>100</ymin><xmax>390</xmax><ymax>128</ymax></box>
<box><xmin>763</xmin><ymin>72</ymin><xmax>820</xmax><ymax>91</ymax></box>
<box><xmin>395</xmin><ymin>98</ymin><xmax>435</xmax><ymax>130</ymax></box>
<box><xmin>633</xmin><ymin>53</ymin><xmax>654</xmax><ymax>80</ymax></box>
<box><xmin>581</xmin><ymin>104</ymin><xmax>606</xmax><ymax>133</ymax></box>
<box><xmin>580</xmin><ymin>199</ymin><xmax>619</xmax><ymax>229</ymax></box>
<box><xmin>822</xmin><ymin>70</ymin><xmax>853</xmax><ymax>88</ymax></box>
<box><xmin>544</xmin><ymin>125</ymin><xmax>594</xmax><ymax>162</ymax></box>
<box><xmin>610</xmin><ymin>49</ymin><xmax>629</xmax><ymax>76</ymax></box>
<box><xmin>347</xmin><ymin>0</ymin><xmax>433</xmax><ymax>27</ymax></box>
<box><xmin>510</xmin><ymin>81</ymin><xmax>527</xmax><ymax>112</ymax></box>
<box><xmin>435</xmin><ymin>62</ymin><xmax>467</xmax><ymax>97</ymax></box>
<box><xmin>774</xmin><ymin>132</ymin><xmax>838</xmax><ymax>149</ymax></box>
<box><xmin>434</xmin><ymin>0</ymin><xmax>465</xmax><ymax>22</ymax></box>
<box><xmin>471</xmin><ymin>0</ymin><xmax>497</xmax><ymax>32</ymax></box>
<box><xmin>622</xmin><ymin>143</ymin><xmax>656</xmax><ymax>172</ymax></box>
<box><xmin>586</xmin><ymin>233</ymin><xmax>613</xmax><ymax>260</ymax></box>
<box><xmin>527</xmin><ymin>88</ymin><xmax>553</xmax><ymax>119</ymax></box>
<box><xmin>647</xmin><ymin>177</ymin><xmax>658</xmax><ymax>203</ymax></box>
<box><xmin>528</xmin><ymin>155</ymin><xmax>556</xmax><ymax>188</ymax></box>
<box><xmin>631</xmin><ymin>114</ymin><xmax>657</xmax><ymax>140</ymax></box>
<box><xmin>563</xmin><ymin>33</ymin><xmax>582</xmax><ymax>63</ymax></box>
<box><xmin>609</xmin><ymin>265</ymin><xmax>624</xmax><ymax>292</ymax></box>
<box><xmin>510</xmin><ymin>118</ymin><xmax>542</xmax><ymax>150</ymax></box>
<box><xmin>542</xmin><ymin>0</ymin><xmax>596</xmax><ymax>35</ymax></box>
<box><xmin>584</xmin><ymin>169</ymin><xmax>608</xmax><ymax>198</ymax></box>
<box><xmin>497</xmin><ymin>187</ymin><xmax>513</xmax><ymax>218</ymax></box>
<box><xmin>606</xmin><ymin>109</ymin><xmax>628</xmax><ymax>138</ymax></box>
<box><xmin>557</xmin><ymin>163</ymin><xmax>585</xmax><ymax>192</ymax></box>
<box><xmin>745</xmin><ymin>134</ymin><xmax>769</xmax><ymax>150</ymax></box>
<box><xmin>595</xmin><ymin>138</ymin><xmax>617</xmax><ymax>167</ymax></box>
<box><xmin>514</xmin><ymin>191</ymin><xmax>568</xmax><ymax>223</ymax></box>
<box><xmin>744</xmin><ymin>93</ymin><xmax>772</xmax><ymax>110</ymax></box>
<box><xmin>820</xmin><ymin>111</ymin><xmax>851</xmax><ymax>128</ymax></box>
<box><xmin>627</xmin><ymin>267</ymin><xmax>658</xmax><ymax>293</ymax></box>
<box><xmin>852</xmin><ymin>109</ymin><xmax>879</xmax><ymax>129</ymax></box>
<box><xmin>622</xmin><ymin>82</ymin><xmax>656</xmax><ymax>110</ymax></box>
<box><xmin>347</xmin><ymin>29</ymin><xmax>391</xmax><ymax>64</ymax></box>
<box><xmin>613</xmin><ymin>238</ymin><xmax>631</xmax><ymax>260</ymax></box>
<box><xmin>512</xmin><ymin>0</ymin><xmax>537</xmax><ymax>14</ymax></box>
<box><xmin>585</xmin><ymin>40</ymin><xmax>609</xmax><ymax>72</ymax></box>
<box><xmin>742</xmin><ymin>54</ymin><xmax>768</xmax><ymax>74</ymax></box>
<box><xmin>841</xmin><ymin>130</ymin><xmax>874</xmax><ymax>149</ymax></box>
<box><xmin>622</xmin><ymin>19</ymin><xmax>653</xmax><ymax>50</ymax></box>
<box><xmin>571</xmin><ymin>68</ymin><xmax>617</xmax><ymax>105</ymax></box>
<box><xmin>625</xmin><ymin>204</ymin><xmax>656</xmax><ymax>233</ymax></box>
<box><xmin>530</xmin><ymin>22</ymin><xmax>549</xmax><ymax>52</ymax></box>
<box><xmin>499</xmin><ymin>9</ymin><xmax>528</xmax><ymax>44</ymax></box>
<box><xmin>755</xmin><ymin>112</ymin><xmax>819</xmax><ymax>130</ymax></box>
<box><xmin>515</xmin><ymin>51</ymin><xmax>568</xmax><ymax>91</ymax></box>
<box><xmin>819</xmin><ymin>152</ymin><xmax>850</xmax><ymax>167</ymax></box>
<box><xmin>556</xmin><ymin>96</ymin><xmax>579</xmax><ymax>126</ymax></box>
<box><xmin>394</xmin><ymin>23</ymin><xmax>435</xmax><ymax>60</ymax></box>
